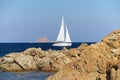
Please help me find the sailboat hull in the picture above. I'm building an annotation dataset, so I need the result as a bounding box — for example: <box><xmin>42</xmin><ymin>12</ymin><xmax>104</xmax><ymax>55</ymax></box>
<box><xmin>53</xmin><ymin>42</ymin><xmax>72</xmax><ymax>46</ymax></box>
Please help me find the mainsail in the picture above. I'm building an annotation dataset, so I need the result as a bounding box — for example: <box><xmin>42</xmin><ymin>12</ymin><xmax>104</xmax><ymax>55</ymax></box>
<box><xmin>56</xmin><ymin>17</ymin><xmax>65</xmax><ymax>42</ymax></box>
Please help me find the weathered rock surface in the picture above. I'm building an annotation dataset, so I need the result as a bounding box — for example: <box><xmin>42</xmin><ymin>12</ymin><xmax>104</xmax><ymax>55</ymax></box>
<box><xmin>14</xmin><ymin>54</ymin><xmax>38</xmax><ymax>71</ymax></box>
<box><xmin>0</xmin><ymin>46</ymin><xmax>80</xmax><ymax>72</ymax></box>
<box><xmin>111</xmin><ymin>48</ymin><xmax>120</xmax><ymax>55</ymax></box>
<box><xmin>77</xmin><ymin>43</ymin><xmax>88</xmax><ymax>52</ymax></box>
<box><xmin>47</xmin><ymin>42</ymin><xmax>113</xmax><ymax>80</ymax></box>
<box><xmin>102</xmin><ymin>30</ymin><xmax>120</xmax><ymax>48</ymax></box>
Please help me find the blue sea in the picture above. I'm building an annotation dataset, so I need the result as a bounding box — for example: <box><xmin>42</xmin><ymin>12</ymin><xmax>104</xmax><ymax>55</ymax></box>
<box><xmin>0</xmin><ymin>42</ymin><xmax>94</xmax><ymax>80</ymax></box>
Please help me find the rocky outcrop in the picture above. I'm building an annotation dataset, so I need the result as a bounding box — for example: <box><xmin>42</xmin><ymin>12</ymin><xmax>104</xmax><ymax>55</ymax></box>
<box><xmin>0</xmin><ymin>52</ymin><xmax>38</xmax><ymax>71</ymax></box>
<box><xmin>1</xmin><ymin>30</ymin><xmax>120</xmax><ymax>80</ymax></box>
<box><xmin>47</xmin><ymin>42</ymin><xmax>113</xmax><ymax>80</ymax></box>
<box><xmin>0</xmin><ymin>43</ymin><xmax>88</xmax><ymax>72</ymax></box>
<box><xmin>47</xmin><ymin>30</ymin><xmax>120</xmax><ymax>80</ymax></box>
<box><xmin>0</xmin><ymin>47</ymin><xmax>73</xmax><ymax>72</ymax></box>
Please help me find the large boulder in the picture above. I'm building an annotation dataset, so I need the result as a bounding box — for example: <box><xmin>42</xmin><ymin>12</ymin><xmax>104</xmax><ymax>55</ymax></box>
<box><xmin>0</xmin><ymin>53</ymin><xmax>24</xmax><ymax>71</ymax></box>
<box><xmin>14</xmin><ymin>54</ymin><xmax>38</xmax><ymax>71</ymax></box>
<box><xmin>0</xmin><ymin>50</ymin><xmax>39</xmax><ymax>71</ymax></box>
<box><xmin>49</xmin><ymin>52</ymin><xmax>71</xmax><ymax>71</ymax></box>
<box><xmin>37</xmin><ymin>57</ymin><xmax>51</xmax><ymax>71</ymax></box>
<box><xmin>37</xmin><ymin>51</ymin><xmax>71</xmax><ymax>72</ymax></box>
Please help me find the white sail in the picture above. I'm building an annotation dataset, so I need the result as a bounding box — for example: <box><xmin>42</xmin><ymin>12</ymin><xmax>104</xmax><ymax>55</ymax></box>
<box><xmin>65</xmin><ymin>25</ymin><xmax>71</xmax><ymax>42</ymax></box>
<box><xmin>56</xmin><ymin>17</ymin><xmax>65</xmax><ymax>42</ymax></box>
<box><xmin>53</xmin><ymin>16</ymin><xmax>72</xmax><ymax>46</ymax></box>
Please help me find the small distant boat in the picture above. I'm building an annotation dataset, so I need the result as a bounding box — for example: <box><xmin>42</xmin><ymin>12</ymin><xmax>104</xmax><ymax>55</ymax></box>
<box><xmin>53</xmin><ymin>17</ymin><xmax>72</xmax><ymax>46</ymax></box>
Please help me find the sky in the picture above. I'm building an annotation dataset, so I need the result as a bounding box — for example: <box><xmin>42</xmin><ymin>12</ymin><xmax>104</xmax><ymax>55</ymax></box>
<box><xmin>0</xmin><ymin>0</ymin><xmax>120</xmax><ymax>42</ymax></box>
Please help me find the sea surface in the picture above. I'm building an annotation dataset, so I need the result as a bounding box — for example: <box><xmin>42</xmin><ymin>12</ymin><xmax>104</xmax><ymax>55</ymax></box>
<box><xmin>0</xmin><ymin>42</ymin><xmax>95</xmax><ymax>80</ymax></box>
<box><xmin>0</xmin><ymin>71</ymin><xmax>54</xmax><ymax>80</ymax></box>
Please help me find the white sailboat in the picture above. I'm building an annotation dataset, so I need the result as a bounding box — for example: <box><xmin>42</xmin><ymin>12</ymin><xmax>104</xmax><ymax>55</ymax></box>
<box><xmin>53</xmin><ymin>17</ymin><xmax>72</xmax><ymax>46</ymax></box>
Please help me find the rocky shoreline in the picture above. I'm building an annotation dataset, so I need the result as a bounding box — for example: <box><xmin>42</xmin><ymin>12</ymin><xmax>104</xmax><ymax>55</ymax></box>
<box><xmin>1</xmin><ymin>30</ymin><xmax>120</xmax><ymax>80</ymax></box>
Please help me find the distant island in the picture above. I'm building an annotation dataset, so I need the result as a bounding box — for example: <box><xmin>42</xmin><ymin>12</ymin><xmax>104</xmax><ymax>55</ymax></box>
<box><xmin>35</xmin><ymin>37</ymin><xmax>50</xmax><ymax>42</ymax></box>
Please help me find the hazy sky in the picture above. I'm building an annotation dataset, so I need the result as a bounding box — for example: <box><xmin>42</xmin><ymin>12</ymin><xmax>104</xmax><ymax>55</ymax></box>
<box><xmin>0</xmin><ymin>0</ymin><xmax>120</xmax><ymax>42</ymax></box>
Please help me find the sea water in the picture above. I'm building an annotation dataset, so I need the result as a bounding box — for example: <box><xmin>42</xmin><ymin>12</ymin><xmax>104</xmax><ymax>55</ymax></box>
<box><xmin>0</xmin><ymin>71</ymin><xmax>54</xmax><ymax>80</ymax></box>
<box><xmin>0</xmin><ymin>42</ymin><xmax>95</xmax><ymax>56</ymax></box>
<box><xmin>0</xmin><ymin>42</ymin><xmax>94</xmax><ymax>80</ymax></box>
